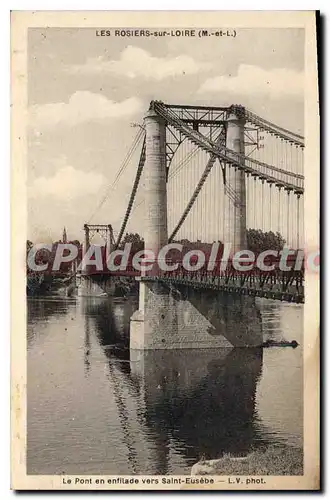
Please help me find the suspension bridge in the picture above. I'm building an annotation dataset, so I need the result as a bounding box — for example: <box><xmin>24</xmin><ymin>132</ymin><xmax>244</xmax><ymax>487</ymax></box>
<box><xmin>81</xmin><ymin>100</ymin><xmax>304</xmax><ymax>349</ymax></box>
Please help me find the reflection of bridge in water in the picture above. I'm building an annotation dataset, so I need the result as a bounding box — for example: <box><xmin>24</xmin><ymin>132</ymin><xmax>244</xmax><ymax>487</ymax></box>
<box><xmin>83</xmin><ymin>298</ymin><xmax>276</xmax><ymax>473</ymax></box>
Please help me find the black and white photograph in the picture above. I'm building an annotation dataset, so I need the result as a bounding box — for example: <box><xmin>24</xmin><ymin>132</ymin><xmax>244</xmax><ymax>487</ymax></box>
<box><xmin>11</xmin><ymin>10</ymin><xmax>319</xmax><ymax>491</ymax></box>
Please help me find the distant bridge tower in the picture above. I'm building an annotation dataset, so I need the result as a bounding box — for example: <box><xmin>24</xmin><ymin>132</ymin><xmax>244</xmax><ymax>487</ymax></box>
<box><xmin>83</xmin><ymin>223</ymin><xmax>115</xmax><ymax>254</ymax></box>
<box><xmin>82</xmin><ymin>223</ymin><xmax>115</xmax><ymax>274</ymax></box>
<box><xmin>79</xmin><ymin>223</ymin><xmax>116</xmax><ymax>297</ymax></box>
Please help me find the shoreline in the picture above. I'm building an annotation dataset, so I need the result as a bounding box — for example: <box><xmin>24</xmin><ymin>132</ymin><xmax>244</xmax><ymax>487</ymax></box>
<box><xmin>191</xmin><ymin>444</ymin><xmax>303</xmax><ymax>476</ymax></box>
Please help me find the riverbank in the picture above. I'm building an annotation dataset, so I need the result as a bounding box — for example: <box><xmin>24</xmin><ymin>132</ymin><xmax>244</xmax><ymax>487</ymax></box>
<box><xmin>191</xmin><ymin>445</ymin><xmax>303</xmax><ymax>476</ymax></box>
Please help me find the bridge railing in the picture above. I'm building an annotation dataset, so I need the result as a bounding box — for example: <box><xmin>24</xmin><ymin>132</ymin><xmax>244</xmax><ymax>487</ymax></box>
<box><xmin>140</xmin><ymin>258</ymin><xmax>304</xmax><ymax>304</ymax></box>
<box><xmin>63</xmin><ymin>250</ymin><xmax>304</xmax><ymax>303</ymax></box>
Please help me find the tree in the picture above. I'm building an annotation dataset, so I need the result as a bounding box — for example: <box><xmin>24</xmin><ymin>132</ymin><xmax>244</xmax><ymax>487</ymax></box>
<box><xmin>71</xmin><ymin>239</ymin><xmax>81</xmax><ymax>248</ymax></box>
<box><xmin>247</xmin><ymin>229</ymin><xmax>286</xmax><ymax>254</ymax></box>
<box><xmin>120</xmin><ymin>232</ymin><xmax>144</xmax><ymax>253</ymax></box>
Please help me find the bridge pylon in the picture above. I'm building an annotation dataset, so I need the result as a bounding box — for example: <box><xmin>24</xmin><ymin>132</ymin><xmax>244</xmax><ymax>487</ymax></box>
<box><xmin>143</xmin><ymin>108</ymin><xmax>168</xmax><ymax>254</ymax></box>
<box><xmin>130</xmin><ymin>103</ymin><xmax>262</xmax><ymax>350</ymax></box>
<box><xmin>224</xmin><ymin>107</ymin><xmax>247</xmax><ymax>252</ymax></box>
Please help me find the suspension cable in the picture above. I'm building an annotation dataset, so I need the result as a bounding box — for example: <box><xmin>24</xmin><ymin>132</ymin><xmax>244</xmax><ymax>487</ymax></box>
<box><xmin>269</xmin><ymin>184</ymin><xmax>272</xmax><ymax>231</ymax></box>
<box><xmin>153</xmin><ymin>102</ymin><xmax>304</xmax><ymax>194</ymax></box>
<box><xmin>168</xmin><ymin>131</ymin><xmax>224</xmax><ymax>242</ymax></box>
<box><xmin>278</xmin><ymin>188</ymin><xmax>281</xmax><ymax>233</ymax></box>
<box><xmin>297</xmin><ymin>194</ymin><xmax>300</xmax><ymax>248</ymax></box>
<box><xmin>115</xmin><ymin>135</ymin><xmax>146</xmax><ymax>248</ymax></box>
<box><xmin>245</xmin><ymin>108</ymin><xmax>304</xmax><ymax>146</ymax></box>
<box><xmin>87</xmin><ymin>127</ymin><xmax>144</xmax><ymax>223</ymax></box>
<box><xmin>287</xmin><ymin>190</ymin><xmax>290</xmax><ymax>246</ymax></box>
<box><xmin>168</xmin><ymin>144</ymin><xmax>200</xmax><ymax>181</ymax></box>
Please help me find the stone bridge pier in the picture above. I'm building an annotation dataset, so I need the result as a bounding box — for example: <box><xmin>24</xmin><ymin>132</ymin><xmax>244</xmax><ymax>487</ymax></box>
<box><xmin>130</xmin><ymin>105</ymin><xmax>262</xmax><ymax>349</ymax></box>
<box><xmin>130</xmin><ymin>281</ymin><xmax>263</xmax><ymax>349</ymax></box>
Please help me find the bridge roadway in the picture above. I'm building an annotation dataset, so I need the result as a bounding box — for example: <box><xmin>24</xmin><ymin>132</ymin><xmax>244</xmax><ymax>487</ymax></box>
<box><xmin>82</xmin><ymin>259</ymin><xmax>304</xmax><ymax>304</ymax></box>
<box><xmin>141</xmin><ymin>267</ymin><xmax>304</xmax><ymax>304</ymax></box>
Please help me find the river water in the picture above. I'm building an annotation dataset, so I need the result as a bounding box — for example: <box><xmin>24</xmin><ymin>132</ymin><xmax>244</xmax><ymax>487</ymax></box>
<box><xmin>27</xmin><ymin>296</ymin><xmax>303</xmax><ymax>475</ymax></box>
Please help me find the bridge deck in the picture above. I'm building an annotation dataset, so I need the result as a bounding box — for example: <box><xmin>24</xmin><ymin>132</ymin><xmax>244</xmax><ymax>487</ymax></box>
<box><xmin>82</xmin><ymin>265</ymin><xmax>304</xmax><ymax>304</ymax></box>
<box><xmin>140</xmin><ymin>276</ymin><xmax>304</xmax><ymax>304</ymax></box>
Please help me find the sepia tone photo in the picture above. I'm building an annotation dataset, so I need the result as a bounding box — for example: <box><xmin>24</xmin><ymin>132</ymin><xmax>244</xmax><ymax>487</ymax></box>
<box><xmin>11</xmin><ymin>11</ymin><xmax>319</xmax><ymax>490</ymax></box>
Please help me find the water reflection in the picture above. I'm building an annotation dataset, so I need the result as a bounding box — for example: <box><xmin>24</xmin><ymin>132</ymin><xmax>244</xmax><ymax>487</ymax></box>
<box><xmin>27</xmin><ymin>297</ymin><xmax>77</xmax><ymax>348</ymax></box>
<box><xmin>84</xmin><ymin>298</ymin><xmax>137</xmax><ymax>349</ymax></box>
<box><xmin>27</xmin><ymin>295</ymin><xmax>303</xmax><ymax>475</ymax></box>
<box><xmin>131</xmin><ymin>349</ymin><xmax>267</xmax><ymax>471</ymax></box>
<box><xmin>88</xmin><ymin>298</ymin><xmax>271</xmax><ymax>471</ymax></box>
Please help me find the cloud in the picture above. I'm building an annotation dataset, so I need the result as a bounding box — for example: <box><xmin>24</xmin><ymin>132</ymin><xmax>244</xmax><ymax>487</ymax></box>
<box><xmin>29</xmin><ymin>164</ymin><xmax>106</xmax><ymax>201</ymax></box>
<box><xmin>29</xmin><ymin>92</ymin><xmax>143</xmax><ymax>130</ymax></box>
<box><xmin>198</xmin><ymin>65</ymin><xmax>304</xmax><ymax>99</ymax></box>
<box><xmin>67</xmin><ymin>46</ymin><xmax>212</xmax><ymax>80</ymax></box>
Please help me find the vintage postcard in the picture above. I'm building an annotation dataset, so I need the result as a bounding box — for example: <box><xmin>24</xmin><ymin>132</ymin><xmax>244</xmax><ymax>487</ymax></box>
<box><xmin>11</xmin><ymin>11</ymin><xmax>320</xmax><ymax>490</ymax></box>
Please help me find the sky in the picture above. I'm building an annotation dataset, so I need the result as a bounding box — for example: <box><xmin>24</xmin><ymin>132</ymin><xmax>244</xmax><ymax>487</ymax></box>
<box><xmin>27</xmin><ymin>27</ymin><xmax>304</xmax><ymax>243</ymax></box>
